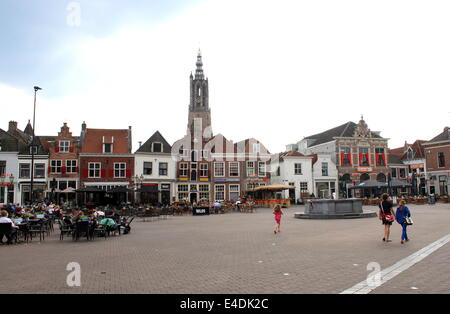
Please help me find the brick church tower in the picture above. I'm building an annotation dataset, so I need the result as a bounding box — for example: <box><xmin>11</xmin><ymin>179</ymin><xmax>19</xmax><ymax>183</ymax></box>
<box><xmin>187</xmin><ymin>50</ymin><xmax>213</xmax><ymax>142</ymax></box>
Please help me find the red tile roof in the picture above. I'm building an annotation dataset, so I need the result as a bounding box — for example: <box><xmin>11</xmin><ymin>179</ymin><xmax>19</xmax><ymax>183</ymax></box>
<box><xmin>81</xmin><ymin>128</ymin><xmax>131</xmax><ymax>154</ymax></box>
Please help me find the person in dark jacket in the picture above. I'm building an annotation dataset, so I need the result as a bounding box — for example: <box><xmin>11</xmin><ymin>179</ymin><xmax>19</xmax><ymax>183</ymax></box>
<box><xmin>396</xmin><ymin>200</ymin><xmax>412</xmax><ymax>244</ymax></box>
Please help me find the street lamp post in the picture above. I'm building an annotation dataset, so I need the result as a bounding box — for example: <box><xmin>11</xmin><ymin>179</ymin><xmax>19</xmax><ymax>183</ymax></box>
<box><xmin>30</xmin><ymin>86</ymin><xmax>42</xmax><ymax>204</ymax></box>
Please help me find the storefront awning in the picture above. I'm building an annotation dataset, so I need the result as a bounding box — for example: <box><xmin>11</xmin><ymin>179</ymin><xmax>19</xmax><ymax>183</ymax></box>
<box><xmin>136</xmin><ymin>185</ymin><xmax>159</xmax><ymax>193</ymax></box>
<box><xmin>76</xmin><ymin>186</ymin><xmax>105</xmax><ymax>193</ymax></box>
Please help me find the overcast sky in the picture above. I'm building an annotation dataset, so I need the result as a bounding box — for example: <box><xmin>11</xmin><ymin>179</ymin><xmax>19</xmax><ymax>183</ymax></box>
<box><xmin>1</xmin><ymin>0</ymin><xmax>449</xmax><ymax>153</ymax></box>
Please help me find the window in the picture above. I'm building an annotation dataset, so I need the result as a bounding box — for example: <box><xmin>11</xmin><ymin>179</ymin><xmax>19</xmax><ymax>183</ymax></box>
<box><xmin>0</xmin><ymin>161</ymin><xmax>6</xmax><ymax>176</ymax></box>
<box><xmin>214</xmin><ymin>162</ymin><xmax>225</xmax><ymax>177</ymax></box>
<box><xmin>29</xmin><ymin>146</ymin><xmax>38</xmax><ymax>155</ymax></box>
<box><xmin>407</xmin><ymin>147</ymin><xmax>414</xmax><ymax>160</ymax></box>
<box><xmin>152</xmin><ymin>142</ymin><xmax>162</xmax><ymax>153</ymax></box>
<box><xmin>438</xmin><ymin>152</ymin><xmax>445</xmax><ymax>168</ymax></box>
<box><xmin>59</xmin><ymin>181</ymin><xmax>67</xmax><ymax>190</ymax></box>
<box><xmin>114</xmin><ymin>163</ymin><xmax>126</xmax><ymax>178</ymax></box>
<box><xmin>68</xmin><ymin>181</ymin><xmax>76</xmax><ymax>189</ymax></box>
<box><xmin>181</xmin><ymin>149</ymin><xmax>189</xmax><ymax>158</ymax></box>
<box><xmin>215</xmin><ymin>185</ymin><xmax>225</xmax><ymax>201</ymax></box>
<box><xmin>300</xmin><ymin>182</ymin><xmax>308</xmax><ymax>191</ymax></box>
<box><xmin>375</xmin><ymin>148</ymin><xmax>386</xmax><ymax>166</ymax></box>
<box><xmin>399</xmin><ymin>168</ymin><xmax>406</xmax><ymax>178</ymax></box>
<box><xmin>391</xmin><ymin>168</ymin><xmax>397</xmax><ymax>178</ymax></box>
<box><xmin>253</xmin><ymin>143</ymin><xmax>261</xmax><ymax>153</ymax></box>
<box><xmin>200</xmin><ymin>163</ymin><xmax>208</xmax><ymax>177</ymax></box>
<box><xmin>103</xmin><ymin>143</ymin><xmax>113</xmax><ymax>153</ymax></box>
<box><xmin>35</xmin><ymin>164</ymin><xmax>45</xmax><ymax>178</ymax></box>
<box><xmin>294</xmin><ymin>163</ymin><xmax>302</xmax><ymax>175</ymax></box>
<box><xmin>258</xmin><ymin>161</ymin><xmax>266</xmax><ymax>177</ymax></box>
<box><xmin>199</xmin><ymin>184</ymin><xmax>210</xmax><ymax>200</ymax></box>
<box><xmin>59</xmin><ymin>141</ymin><xmax>70</xmax><ymax>153</ymax></box>
<box><xmin>359</xmin><ymin>148</ymin><xmax>370</xmax><ymax>166</ymax></box>
<box><xmin>322</xmin><ymin>162</ymin><xmax>328</xmax><ymax>176</ymax></box>
<box><xmin>51</xmin><ymin>160</ymin><xmax>62</xmax><ymax>173</ymax></box>
<box><xmin>229</xmin><ymin>162</ymin><xmax>240</xmax><ymax>177</ymax></box>
<box><xmin>66</xmin><ymin>160</ymin><xmax>77</xmax><ymax>173</ymax></box>
<box><xmin>191</xmin><ymin>150</ymin><xmax>198</xmax><ymax>162</ymax></box>
<box><xmin>246</xmin><ymin>161</ymin><xmax>255</xmax><ymax>176</ymax></box>
<box><xmin>201</xmin><ymin>150</ymin><xmax>209</xmax><ymax>159</ymax></box>
<box><xmin>340</xmin><ymin>147</ymin><xmax>352</xmax><ymax>166</ymax></box>
<box><xmin>19</xmin><ymin>164</ymin><xmax>30</xmax><ymax>178</ymax></box>
<box><xmin>178</xmin><ymin>184</ymin><xmax>189</xmax><ymax>201</ymax></box>
<box><xmin>159</xmin><ymin>163</ymin><xmax>168</xmax><ymax>176</ymax></box>
<box><xmin>89</xmin><ymin>163</ymin><xmax>101</xmax><ymax>178</ymax></box>
<box><xmin>144</xmin><ymin>162</ymin><xmax>152</xmax><ymax>175</ymax></box>
<box><xmin>179</xmin><ymin>163</ymin><xmax>188</xmax><ymax>177</ymax></box>
<box><xmin>229</xmin><ymin>184</ymin><xmax>240</xmax><ymax>201</ymax></box>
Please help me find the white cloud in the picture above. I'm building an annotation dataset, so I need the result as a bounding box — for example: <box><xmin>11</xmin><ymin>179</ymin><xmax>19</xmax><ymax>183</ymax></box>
<box><xmin>1</xmin><ymin>0</ymin><xmax>450</xmax><ymax>151</ymax></box>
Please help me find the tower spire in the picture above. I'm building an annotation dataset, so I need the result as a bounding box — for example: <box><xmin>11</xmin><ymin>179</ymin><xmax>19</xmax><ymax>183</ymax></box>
<box><xmin>195</xmin><ymin>49</ymin><xmax>204</xmax><ymax>80</ymax></box>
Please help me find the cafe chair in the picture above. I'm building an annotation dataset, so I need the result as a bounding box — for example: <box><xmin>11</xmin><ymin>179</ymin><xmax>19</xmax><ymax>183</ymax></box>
<box><xmin>29</xmin><ymin>220</ymin><xmax>46</xmax><ymax>242</ymax></box>
<box><xmin>0</xmin><ymin>223</ymin><xmax>14</xmax><ymax>245</ymax></box>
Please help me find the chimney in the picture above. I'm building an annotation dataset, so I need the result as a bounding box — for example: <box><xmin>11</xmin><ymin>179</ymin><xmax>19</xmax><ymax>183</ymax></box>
<box><xmin>138</xmin><ymin>141</ymin><xmax>142</xmax><ymax>148</ymax></box>
<box><xmin>128</xmin><ymin>126</ymin><xmax>132</xmax><ymax>153</ymax></box>
<box><xmin>8</xmin><ymin>121</ymin><xmax>17</xmax><ymax>132</ymax></box>
<box><xmin>82</xmin><ymin>121</ymin><xmax>86</xmax><ymax>131</ymax></box>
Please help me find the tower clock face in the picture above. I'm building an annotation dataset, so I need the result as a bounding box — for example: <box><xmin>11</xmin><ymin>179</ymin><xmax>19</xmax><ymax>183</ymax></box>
<box><xmin>196</xmin><ymin>97</ymin><xmax>201</xmax><ymax>103</ymax></box>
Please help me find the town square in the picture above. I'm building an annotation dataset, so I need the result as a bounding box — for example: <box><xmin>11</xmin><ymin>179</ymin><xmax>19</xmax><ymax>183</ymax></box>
<box><xmin>1</xmin><ymin>0</ymin><xmax>450</xmax><ymax>299</ymax></box>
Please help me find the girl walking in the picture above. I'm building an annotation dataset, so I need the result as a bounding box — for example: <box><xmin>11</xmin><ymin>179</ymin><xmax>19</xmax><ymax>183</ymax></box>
<box><xmin>396</xmin><ymin>200</ymin><xmax>412</xmax><ymax>244</ymax></box>
<box><xmin>273</xmin><ymin>204</ymin><xmax>283</xmax><ymax>234</ymax></box>
<box><xmin>378</xmin><ymin>193</ymin><xmax>395</xmax><ymax>242</ymax></box>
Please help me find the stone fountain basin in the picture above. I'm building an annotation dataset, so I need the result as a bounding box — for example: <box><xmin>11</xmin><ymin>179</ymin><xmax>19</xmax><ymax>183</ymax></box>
<box><xmin>295</xmin><ymin>199</ymin><xmax>377</xmax><ymax>219</ymax></box>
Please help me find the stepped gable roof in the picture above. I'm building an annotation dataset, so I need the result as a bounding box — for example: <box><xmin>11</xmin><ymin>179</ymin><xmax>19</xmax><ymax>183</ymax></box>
<box><xmin>136</xmin><ymin>131</ymin><xmax>172</xmax><ymax>154</ymax></box>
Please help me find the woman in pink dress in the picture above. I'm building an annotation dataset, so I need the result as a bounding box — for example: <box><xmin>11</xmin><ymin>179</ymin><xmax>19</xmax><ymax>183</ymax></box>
<box><xmin>273</xmin><ymin>204</ymin><xmax>283</xmax><ymax>234</ymax></box>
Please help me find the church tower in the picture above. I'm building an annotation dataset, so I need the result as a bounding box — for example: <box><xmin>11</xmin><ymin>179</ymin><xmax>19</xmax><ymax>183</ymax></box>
<box><xmin>187</xmin><ymin>50</ymin><xmax>213</xmax><ymax>141</ymax></box>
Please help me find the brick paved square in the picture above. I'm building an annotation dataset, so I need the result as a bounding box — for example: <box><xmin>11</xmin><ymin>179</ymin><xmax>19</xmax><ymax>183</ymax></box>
<box><xmin>1</xmin><ymin>204</ymin><xmax>449</xmax><ymax>294</ymax></box>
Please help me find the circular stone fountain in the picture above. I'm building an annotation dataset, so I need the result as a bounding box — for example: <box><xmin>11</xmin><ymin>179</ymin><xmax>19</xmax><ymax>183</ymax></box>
<box><xmin>294</xmin><ymin>199</ymin><xmax>377</xmax><ymax>219</ymax></box>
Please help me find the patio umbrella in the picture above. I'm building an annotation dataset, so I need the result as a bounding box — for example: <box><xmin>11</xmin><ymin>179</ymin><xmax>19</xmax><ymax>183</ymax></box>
<box><xmin>62</xmin><ymin>187</ymin><xmax>76</xmax><ymax>204</ymax></box>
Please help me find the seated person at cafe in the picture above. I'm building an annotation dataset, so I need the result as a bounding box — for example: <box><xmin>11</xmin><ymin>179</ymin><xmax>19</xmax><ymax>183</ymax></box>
<box><xmin>71</xmin><ymin>209</ymin><xmax>84</xmax><ymax>223</ymax></box>
<box><xmin>14</xmin><ymin>207</ymin><xmax>24</xmax><ymax>218</ymax></box>
<box><xmin>106</xmin><ymin>210</ymin><xmax>120</xmax><ymax>223</ymax></box>
<box><xmin>98</xmin><ymin>216</ymin><xmax>118</xmax><ymax>235</ymax></box>
<box><xmin>0</xmin><ymin>210</ymin><xmax>20</xmax><ymax>244</ymax></box>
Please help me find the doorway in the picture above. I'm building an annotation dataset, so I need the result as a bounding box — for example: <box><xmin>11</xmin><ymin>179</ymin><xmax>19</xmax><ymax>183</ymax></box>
<box><xmin>161</xmin><ymin>191</ymin><xmax>170</xmax><ymax>205</ymax></box>
<box><xmin>190</xmin><ymin>192</ymin><xmax>198</xmax><ymax>204</ymax></box>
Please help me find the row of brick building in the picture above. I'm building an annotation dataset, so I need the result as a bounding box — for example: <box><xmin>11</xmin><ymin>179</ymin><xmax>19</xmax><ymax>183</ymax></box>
<box><xmin>1</xmin><ymin>52</ymin><xmax>449</xmax><ymax>205</ymax></box>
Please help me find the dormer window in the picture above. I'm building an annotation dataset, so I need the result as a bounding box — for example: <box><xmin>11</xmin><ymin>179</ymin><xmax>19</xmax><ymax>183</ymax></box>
<box><xmin>103</xmin><ymin>136</ymin><xmax>114</xmax><ymax>154</ymax></box>
<box><xmin>407</xmin><ymin>147</ymin><xmax>414</xmax><ymax>160</ymax></box>
<box><xmin>103</xmin><ymin>143</ymin><xmax>113</xmax><ymax>153</ymax></box>
<box><xmin>152</xmin><ymin>142</ymin><xmax>162</xmax><ymax>153</ymax></box>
